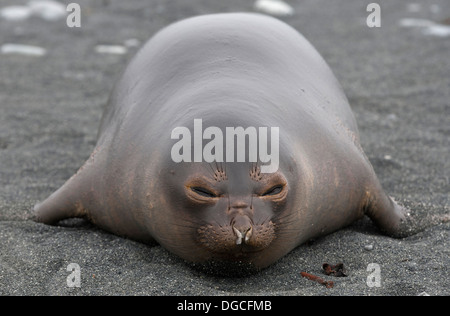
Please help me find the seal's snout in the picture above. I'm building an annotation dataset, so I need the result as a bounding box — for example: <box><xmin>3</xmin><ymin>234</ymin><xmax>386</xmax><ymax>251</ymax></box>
<box><xmin>197</xmin><ymin>211</ymin><xmax>275</xmax><ymax>258</ymax></box>
<box><xmin>232</xmin><ymin>215</ymin><xmax>253</xmax><ymax>245</ymax></box>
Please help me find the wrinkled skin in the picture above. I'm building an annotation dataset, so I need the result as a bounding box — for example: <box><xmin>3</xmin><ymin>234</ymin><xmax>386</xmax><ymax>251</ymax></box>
<box><xmin>33</xmin><ymin>13</ymin><xmax>409</xmax><ymax>270</ymax></box>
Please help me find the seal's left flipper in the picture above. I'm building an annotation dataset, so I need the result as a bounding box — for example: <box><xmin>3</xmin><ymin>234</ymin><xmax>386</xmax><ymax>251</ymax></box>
<box><xmin>364</xmin><ymin>183</ymin><xmax>412</xmax><ymax>237</ymax></box>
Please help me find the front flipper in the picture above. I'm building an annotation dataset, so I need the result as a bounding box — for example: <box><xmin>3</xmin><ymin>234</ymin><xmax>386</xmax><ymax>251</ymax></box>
<box><xmin>33</xmin><ymin>172</ymin><xmax>88</xmax><ymax>225</ymax></box>
<box><xmin>32</xmin><ymin>147</ymin><xmax>102</xmax><ymax>225</ymax></box>
<box><xmin>364</xmin><ymin>182</ymin><xmax>412</xmax><ymax>237</ymax></box>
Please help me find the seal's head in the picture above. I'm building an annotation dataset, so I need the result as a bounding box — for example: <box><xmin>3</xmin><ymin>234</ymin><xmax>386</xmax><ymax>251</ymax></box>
<box><xmin>154</xmin><ymin>157</ymin><xmax>299</xmax><ymax>271</ymax></box>
<box><xmin>188</xmin><ymin>163</ymin><xmax>285</xmax><ymax>253</ymax></box>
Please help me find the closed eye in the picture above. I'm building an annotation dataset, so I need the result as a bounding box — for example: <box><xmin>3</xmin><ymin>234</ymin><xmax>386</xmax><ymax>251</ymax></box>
<box><xmin>262</xmin><ymin>185</ymin><xmax>283</xmax><ymax>196</ymax></box>
<box><xmin>191</xmin><ymin>187</ymin><xmax>217</xmax><ymax>198</ymax></box>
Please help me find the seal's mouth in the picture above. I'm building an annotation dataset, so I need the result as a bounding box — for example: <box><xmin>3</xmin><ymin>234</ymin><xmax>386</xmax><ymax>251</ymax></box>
<box><xmin>196</xmin><ymin>221</ymin><xmax>275</xmax><ymax>260</ymax></box>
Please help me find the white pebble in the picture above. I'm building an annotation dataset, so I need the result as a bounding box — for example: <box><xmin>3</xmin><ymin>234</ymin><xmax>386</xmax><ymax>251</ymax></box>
<box><xmin>398</xmin><ymin>18</ymin><xmax>436</xmax><ymax>28</ymax></box>
<box><xmin>95</xmin><ymin>45</ymin><xmax>127</xmax><ymax>55</ymax></box>
<box><xmin>27</xmin><ymin>0</ymin><xmax>67</xmax><ymax>21</ymax></box>
<box><xmin>0</xmin><ymin>6</ymin><xmax>32</xmax><ymax>21</ymax></box>
<box><xmin>422</xmin><ymin>24</ymin><xmax>450</xmax><ymax>37</ymax></box>
<box><xmin>399</xmin><ymin>18</ymin><xmax>450</xmax><ymax>38</ymax></box>
<box><xmin>364</xmin><ymin>244</ymin><xmax>374</xmax><ymax>251</ymax></box>
<box><xmin>254</xmin><ymin>0</ymin><xmax>294</xmax><ymax>17</ymax></box>
<box><xmin>0</xmin><ymin>1</ymin><xmax>66</xmax><ymax>22</ymax></box>
<box><xmin>1</xmin><ymin>43</ymin><xmax>47</xmax><ymax>56</ymax></box>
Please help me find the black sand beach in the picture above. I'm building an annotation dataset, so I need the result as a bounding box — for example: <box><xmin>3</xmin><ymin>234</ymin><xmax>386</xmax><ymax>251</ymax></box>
<box><xmin>0</xmin><ymin>0</ymin><xmax>448</xmax><ymax>296</ymax></box>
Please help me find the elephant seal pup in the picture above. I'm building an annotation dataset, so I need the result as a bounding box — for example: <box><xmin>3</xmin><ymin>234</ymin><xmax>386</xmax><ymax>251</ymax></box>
<box><xmin>34</xmin><ymin>13</ymin><xmax>409</xmax><ymax>270</ymax></box>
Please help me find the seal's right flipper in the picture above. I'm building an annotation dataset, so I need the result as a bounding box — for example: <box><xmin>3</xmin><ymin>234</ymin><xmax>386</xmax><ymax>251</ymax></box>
<box><xmin>33</xmin><ymin>172</ymin><xmax>88</xmax><ymax>225</ymax></box>
<box><xmin>32</xmin><ymin>147</ymin><xmax>102</xmax><ymax>225</ymax></box>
